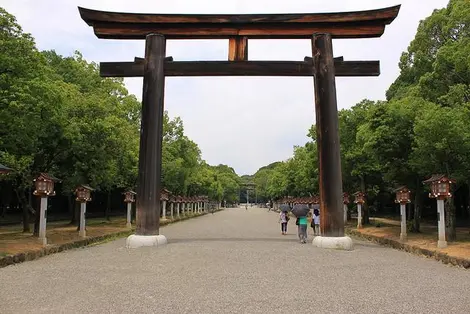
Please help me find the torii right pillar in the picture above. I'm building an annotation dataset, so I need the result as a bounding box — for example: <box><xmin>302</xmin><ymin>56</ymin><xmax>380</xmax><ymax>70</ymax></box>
<box><xmin>311</xmin><ymin>33</ymin><xmax>353</xmax><ymax>250</ymax></box>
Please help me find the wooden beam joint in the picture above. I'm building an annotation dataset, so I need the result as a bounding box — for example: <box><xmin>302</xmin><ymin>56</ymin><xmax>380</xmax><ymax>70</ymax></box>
<box><xmin>228</xmin><ymin>36</ymin><xmax>248</xmax><ymax>61</ymax></box>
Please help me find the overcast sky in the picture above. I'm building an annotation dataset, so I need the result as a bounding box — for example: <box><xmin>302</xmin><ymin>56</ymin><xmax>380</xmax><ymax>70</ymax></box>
<box><xmin>1</xmin><ymin>0</ymin><xmax>449</xmax><ymax>175</ymax></box>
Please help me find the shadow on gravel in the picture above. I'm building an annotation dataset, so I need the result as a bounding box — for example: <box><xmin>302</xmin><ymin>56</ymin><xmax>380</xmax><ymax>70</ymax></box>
<box><xmin>169</xmin><ymin>237</ymin><xmax>299</xmax><ymax>244</ymax></box>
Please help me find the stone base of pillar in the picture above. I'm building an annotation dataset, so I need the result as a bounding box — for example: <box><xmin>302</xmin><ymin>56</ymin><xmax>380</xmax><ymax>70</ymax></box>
<box><xmin>312</xmin><ymin>236</ymin><xmax>353</xmax><ymax>251</ymax></box>
<box><xmin>38</xmin><ymin>237</ymin><xmax>47</xmax><ymax>246</ymax></box>
<box><xmin>437</xmin><ymin>240</ymin><xmax>447</xmax><ymax>249</ymax></box>
<box><xmin>400</xmin><ymin>233</ymin><xmax>407</xmax><ymax>242</ymax></box>
<box><xmin>126</xmin><ymin>234</ymin><xmax>167</xmax><ymax>249</ymax></box>
<box><xmin>126</xmin><ymin>222</ymin><xmax>132</xmax><ymax>229</ymax></box>
<box><xmin>79</xmin><ymin>230</ymin><xmax>86</xmax><ymax>238</ymax></box>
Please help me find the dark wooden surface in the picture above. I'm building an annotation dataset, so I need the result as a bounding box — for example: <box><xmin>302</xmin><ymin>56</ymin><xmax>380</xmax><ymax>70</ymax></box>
<box><xmin>78</xmin><ymin>5</ymin><xmax>400</xmax><ymax>39</ymax></box>
<box><xmin>136</xmin><ymin>34</ymin><xmax>166</xmax><ymax>236</ymax></box>
<box><xmin>312</xmin><ymin>33</ymin><xmax>344</xmax><ymax>237</ymax></box>
<box><xmin>79</xmin><ymin>5</ymin><xmax>400</xmax><ymax>24</ymax></box>
<box><xmin>100</xmin><ymin>60</ymin><xmax>380</xmax><ymax>77</ymax></box>
<box><xmin>135</xmin><ymin>56</ymin><xmax>173</xmax><ymax>63</ymax></box>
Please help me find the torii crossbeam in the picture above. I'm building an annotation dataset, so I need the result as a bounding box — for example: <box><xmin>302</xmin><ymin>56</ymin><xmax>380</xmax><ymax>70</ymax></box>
<box><xmin>79</xmin><ymin>5</ymin><xmax>400</xmax><ymax>249</ymax></box>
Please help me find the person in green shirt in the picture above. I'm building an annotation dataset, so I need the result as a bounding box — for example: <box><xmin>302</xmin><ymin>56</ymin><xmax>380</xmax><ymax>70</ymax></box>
<box><xmin>298</xmin><ymin>215</ymin><xmax>308</xmax><ymax>244</ymax></box>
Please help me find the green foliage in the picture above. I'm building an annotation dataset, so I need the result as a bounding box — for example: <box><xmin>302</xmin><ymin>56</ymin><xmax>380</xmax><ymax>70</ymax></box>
<box><xmin>250</xmin><ymin>0</ymin><xmax>470</xmax><ymax>238</ymax></box>
<box><xmin>0</xmin><ymin>6</ymin><xmax>241</xmax><ymax>215</ymax></box>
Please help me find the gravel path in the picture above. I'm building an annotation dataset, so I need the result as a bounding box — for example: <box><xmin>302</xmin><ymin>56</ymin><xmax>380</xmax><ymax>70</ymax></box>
<box><xmin>1</xmin><ymin>207</ymin><xmax>469</xmax><ymax>314</ymax></box>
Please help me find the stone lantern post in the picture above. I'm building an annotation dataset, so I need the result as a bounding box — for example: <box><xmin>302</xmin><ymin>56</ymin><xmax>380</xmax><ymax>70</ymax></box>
<box><xmin>33</xmin><ymin>173</ymin><xmax>60</xmax><ymax>245</ymax></box>
<box><xmin>343</xmin><ymin>192</ymin><xmax>350</xmax><ymax>223</ymax></box>
<box><xmin>423</xmin><ymin>175</ymin><xmax>454</xmax><ymax>248</ymax></box>
<box><xmin>75</xmin><ymin>185</ymin><xmax>94</xmax><ymax>237</ymax></box>
<box><xmin>169</xmin><ymin>196</ymin><xmax>175</xmax><ymax>219</ymax></box>
<box><xmin>354</xmin><ymin>192</ymin><xmax>366</xmax><ymax>229</ymax></box>
<box><xmin>123</xmin><ymin>190</ymin><xmax>136</xmax><ymax>228</ymax></box>
<box><xmin>394</xmin><ymin>186</ymin><xmax>411</xmax><ymax>241</ymax></box>
<box><xmin>161</xmin><ymin>188</ymin><xmax>170</xmax><ymax>219</ymax></box>
<box><xmin>176</xmin><ymin>196</ymin><xmax>182</xmax><ymax>217</ymax></box>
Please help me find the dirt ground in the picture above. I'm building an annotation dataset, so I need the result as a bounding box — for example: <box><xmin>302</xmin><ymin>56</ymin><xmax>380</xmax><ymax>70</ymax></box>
<box><xmin>0</xmin><ymin>216</ymin><xmax>172</xmax><ymax>255</ymax></box>
<box><xmin>350</xmin><ymin>217</ymin><xmax>470</xmax><ymax>260</ymax></box>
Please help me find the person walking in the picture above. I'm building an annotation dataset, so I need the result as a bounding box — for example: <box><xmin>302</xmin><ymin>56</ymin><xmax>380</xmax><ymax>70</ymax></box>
<box><xmin>298</xmin><ymin>215</ymin><xmax>308</xmax><ymax>243</ymax></box>
<box><xmin>279</xmin><ymin>211</ymin><xmax>289</xmax><ymax>235</ymax></box>
<box><xmin>311</xmin><ymin>208</ymin><xmax>320</xmax><ymax>236</ymax></box>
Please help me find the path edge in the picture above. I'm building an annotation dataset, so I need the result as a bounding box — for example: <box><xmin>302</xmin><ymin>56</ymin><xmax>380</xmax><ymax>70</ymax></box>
<box><xmin>347</xmin><ymin>229</ymin><xmax>470</xmax><ymax>269</ymax></box>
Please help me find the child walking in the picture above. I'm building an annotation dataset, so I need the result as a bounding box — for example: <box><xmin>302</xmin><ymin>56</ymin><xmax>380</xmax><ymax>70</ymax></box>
<box><xmin>311</xmin><ymin>208</ymin><xmax>320</xmax><ymax>236</ymax></box>
<box><xmin>279</xmin><ymin>211</ymin><xmax>288</xmax><ymax>235</ymax></box>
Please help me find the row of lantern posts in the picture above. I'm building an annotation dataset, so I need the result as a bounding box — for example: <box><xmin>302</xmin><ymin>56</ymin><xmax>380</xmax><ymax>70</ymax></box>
<box><xmin>8</xmin><ymin>171</ymin><xmax>456</xmax><ymax>248</ymax></box>
<box><xmin>276</xmin><ymin>174</ymin><xmax>454</xmax><ymax>249</ymax></box>
<box><xmin>32</xmin><ymin>173</ymin><xmax>209</xmax><ymax>246</ymax></box>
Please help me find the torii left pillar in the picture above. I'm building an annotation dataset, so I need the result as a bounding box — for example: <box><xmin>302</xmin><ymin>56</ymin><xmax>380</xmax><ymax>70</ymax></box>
<box><xmin>126</xmin><ymin>34</ymin><xmax>168</xmax><ymax>248</ymax></box>
<box><xmin>311</xmin><ymin>33</ymin><xmax>353</xmax><ymax>250</ymax></box>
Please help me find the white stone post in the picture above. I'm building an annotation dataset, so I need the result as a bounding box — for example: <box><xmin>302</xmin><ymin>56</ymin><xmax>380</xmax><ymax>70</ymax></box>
<box><xmin>170</xmin><ymin>202</ymin><xmax>174</xmax><ymax>219</ymax></box>
<box><xmin>343</xmin><ymin>204</ymin><xmax>348</xmax><ymax>223</ymax></box>
<box><xmin>177</xmin><ymin>203</ymin><xmax>180</xmax><ymax>217</ymax></box>
<box><xmin>162</xmin><ymin>200</ymin><xmax>167</xmax><ymax>219</ymax></box>
<box><xmin>400</xmin><ymin>203</ymin><xmax>407</xmax><ymax>241</ymax></box>
<box><xmin>126</xmin><ymin>202</ymin><xmax>132</xmax><ymax>228</ymax></box>
<box><xmin>38</xmin><ymin>196</ymin><xmax>48</xmax><ymax>246</ymax></box>
<box><xmin>79</xmin><ymin>202</ymin><xmax>86</xmax><ymax>237</ymax></box>
<box><xmin>437</xmin><ymin>199</ymin><xmax>447</xmax><ymax>248</ymax></box>
<box><xmin>357</xmin><ymin>204</ymin><xmax>362</xmax><ymax>229</ymax></box>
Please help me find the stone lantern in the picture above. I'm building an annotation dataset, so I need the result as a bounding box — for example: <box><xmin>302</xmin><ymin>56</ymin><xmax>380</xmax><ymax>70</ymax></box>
<box><xmin>343</xmin><ymin>192</ymin><xmax>350</xmax><ymax>223</ymax></box>
<box><xmin>423</xmin><ymin>174</ymin><xmax>454</xmax><ymax>248</ymax></box>
<box><xmin>354</xmin><ymin>192</ymin><xmax>366</xmax><ymax>229</ymax></box>
<box><xmin>75</xmin><ymin>185</ymin><xmax>94</xmax><ymax>237</ymax></box>
<box><xmin>123</xmin><ymin>190</ymin><xmax>136</xmax><ymax>228</ymax></box>
<box><xmin>394</xmin><ymin>186</ymin><xmax>411</xmax><ymax>241</ymax></box>
<box><xmin>0</xmin><ymin>163</ymin><xmax>13</xmax><ymax>174</ymax></box>
<box><xmin>169</xmin><ymin>196</ymin><xmax>175</xmax><ymax>219</ymax></box>
<box><xmin>33</xmin><ymin>173</ymin><xmax>60</xmax><ymax>245</ymax></box>
<box><xmin>176</xmin><ymin>196</ymin><xmax>182</xmax><ymax>217</ymax></box>
<box><xmin>161</xmin><ymin>188</ymin><xmax>170</xmax><ymax>219</ymax></box>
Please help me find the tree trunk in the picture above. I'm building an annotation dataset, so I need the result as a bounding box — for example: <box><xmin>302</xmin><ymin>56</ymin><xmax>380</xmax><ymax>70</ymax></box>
<box><xmin>360</xmin><ymin>175</ymin><xmax>370</xmax><ymax>225</ymax></box>
<box><xmin>15</xmin><ymin>188</ymin><xmax>31</xmax><ymax>233</ymax></box>
<box><xmin>105</xmin><ymin>190</ymin><xmax>111</xmax><ymax>221</ymax></box>
<box><xmin>467</xmin><ymin>182</ymin><xmax>470</xmax><ymax>221</ymax></box>
<box><xmin>413</xmin><ymin>177</ymin><xmax>423</xmax><ymax>233</ymax></box>
<box><xmin>67</xmin><ymin>194</ymin><xmax>74</xmax><ymax>215</ymax></box>
<box><xmin>70</xmin><ymin>201</ymin><xmax>79</xmax><ymax>226</ymax></box>
<box><xmin>445</xmin><ymin>198</ymin><xmax>457</xmax><ymax>241</ymax></box>
<box><xmin>69</xmin><ymin>194</ymin><xmax>78</xmax><ymax>225</ymax></box>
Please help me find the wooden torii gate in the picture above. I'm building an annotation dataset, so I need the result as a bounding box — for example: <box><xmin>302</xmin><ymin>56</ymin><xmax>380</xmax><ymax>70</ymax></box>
<box><xmin>79</xmin><ymin>5</ymin><xmax>400</xmax><ymax>248</ymax></box>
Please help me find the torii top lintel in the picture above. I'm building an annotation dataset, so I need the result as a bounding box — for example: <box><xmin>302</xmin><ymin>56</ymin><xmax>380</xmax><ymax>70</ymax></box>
<box><xmin>78</xmin><ymin>5</ymin><xmax>400</xmax><ymax>40</ymax></box>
